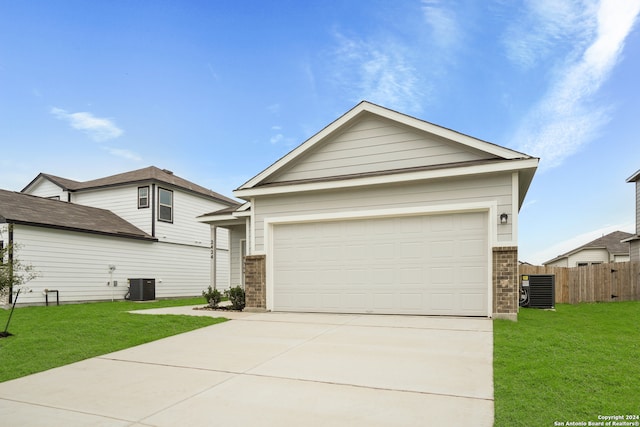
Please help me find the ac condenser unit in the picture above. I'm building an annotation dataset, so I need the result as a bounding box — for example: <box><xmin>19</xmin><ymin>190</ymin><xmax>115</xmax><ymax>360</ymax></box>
<box><xmin>520</xmin><ymin>275</ymin><xmax>555</xmax><ymax>309</ymax></box>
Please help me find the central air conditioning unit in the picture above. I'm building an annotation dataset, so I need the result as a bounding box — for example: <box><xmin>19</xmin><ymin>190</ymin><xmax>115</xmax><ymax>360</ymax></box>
<box><xmin>520</xmin><ymin>274</ymin><xmax>555</xmax><ymax>309</ymax></box>
<box><xmin>128</xmin><ymin>278</ymin><xmax>156</xmax><ymax>301</ymax></box>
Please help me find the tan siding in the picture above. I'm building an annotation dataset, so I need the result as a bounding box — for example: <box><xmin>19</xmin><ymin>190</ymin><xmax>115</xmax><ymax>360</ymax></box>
<box><xmin>270</xmin><ymin>116</ymin><xmax>495</xmax><ymax>183</ymax></box>
<box><xmin>254</xmin><ymin>173</ymin><xmax>512</xmax><ymax>252</ymax></box>
<box><xmin>630</xmin><ymin>241</ymin><xmax>640</xmax><ymax>262</ymax></box>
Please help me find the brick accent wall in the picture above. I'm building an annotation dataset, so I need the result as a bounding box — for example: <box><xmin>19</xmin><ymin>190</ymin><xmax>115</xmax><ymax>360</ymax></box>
<box><xmin>244</xmin><ymin>255</ymin><xmax>266</xmax><ymax>310</ymax></box>
<box><xmin>493</xmin><ymin>246</ymin><xmax>518</xmax><ymax>319</ymax></box>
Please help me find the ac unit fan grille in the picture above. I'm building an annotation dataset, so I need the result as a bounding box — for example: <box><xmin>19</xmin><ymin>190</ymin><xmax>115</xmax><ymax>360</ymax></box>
<box><xmin>522</xmin><ymin>275</ymin><xmax>555</xmax><ymax>309</ymax></box>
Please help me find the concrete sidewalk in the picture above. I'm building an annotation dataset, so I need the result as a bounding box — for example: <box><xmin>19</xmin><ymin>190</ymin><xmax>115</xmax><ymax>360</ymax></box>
<box><xmin>0</xmin><ymin>308</ymin><xmax>494</xmax><ymax>426</ymax></box>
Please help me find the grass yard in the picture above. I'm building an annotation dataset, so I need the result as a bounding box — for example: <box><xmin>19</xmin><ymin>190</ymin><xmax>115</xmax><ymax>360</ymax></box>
<box><xmin>0</xmin><ymin>297</ymin><xmax>224</xmax><ymax>383</ymax></box>
<box><xmin>494</xmin><ymin>301</ymin><xmax>640</xmax><ymax>426</ymax></box>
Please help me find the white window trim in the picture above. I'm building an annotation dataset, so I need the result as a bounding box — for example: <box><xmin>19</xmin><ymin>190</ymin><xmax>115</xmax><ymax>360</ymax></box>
<box><xmin>158</xmin><ymin>187</ymin><xmax>173</xmax><ymax>223</ymax></box>
<box><xmin>138</xmin><ymin>186</ymin><xmax>150</xmax><ymax>209</ymax></box>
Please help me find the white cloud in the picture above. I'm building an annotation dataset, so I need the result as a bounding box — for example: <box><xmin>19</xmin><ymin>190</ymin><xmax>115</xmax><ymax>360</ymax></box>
<box><xmin>267</xmin><ymin>104</ymin><xmax>281</xmax><ymax>114</ymax></box>
<box><xmin>329</xmin><ymin>31</ymin><xmax>423</xmax><ymax>113</ymax></box>
<box><xmin>421</xmin><ymin>0</ymin><xmax>461</xmax><ymax>50</ymax></box>
<box><xmin>51</xmin><ymin>107</ymin><xmax>123</xmax><ymax>141</ymax></box>
<box><xmin>512</xmin><ymin>0</ymin><xmax>640</xmax><ymax>169</ymax></box>
<box><xmin>503</xmin><ymin>0</ymin><xmax>597</xmax><ymax>69</ymax></box>
<box><xmin>270</xmin><ymin>133</ymin><xmax>284</xmax><ymax>144</ymax></box>
<box><xmin>103</xmin><ymin>147</ymin><xmax>141</xmax><ymax>162</ymax></box>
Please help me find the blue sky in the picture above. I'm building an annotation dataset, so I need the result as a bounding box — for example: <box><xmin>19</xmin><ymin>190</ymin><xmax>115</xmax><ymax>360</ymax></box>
<box><xmin>1</xmin><ymin>0</ymin><xmax>639</xmax><ymax>264</ymax></box>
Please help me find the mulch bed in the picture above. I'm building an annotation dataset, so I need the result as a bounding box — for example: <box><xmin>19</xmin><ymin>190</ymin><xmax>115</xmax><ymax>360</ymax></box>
<box><xmin>193</xmin><ymin>305</ymin><xmax>243</xmax><ymax>312</ymax></box>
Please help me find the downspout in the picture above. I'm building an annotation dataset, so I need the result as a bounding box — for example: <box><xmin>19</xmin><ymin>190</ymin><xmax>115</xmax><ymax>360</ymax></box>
<box><xmin>8</xmin><ymin>223</ymin><xmax>14</xmax><ymax>304</ymax></box>
<box><xmin>151</xmin><ymin>183</ymin><xmax>156</xmax><ymax>237</ymax></box>
<box><xmin>212</xmin><ymin>226</ymin><xmax>218</xmax><ymax>290</ymax></box>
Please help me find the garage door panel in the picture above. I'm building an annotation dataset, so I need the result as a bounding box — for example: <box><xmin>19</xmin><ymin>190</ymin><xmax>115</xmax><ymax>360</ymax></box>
<box><xmin>461</xmin><ymin>293</ymin><xmax>486</xmax><ymax>311</ymax></box>
<box><xmin>273</xmin><ymin>211</ymin><xmax>488</xmax><ymax>316</ymax></box>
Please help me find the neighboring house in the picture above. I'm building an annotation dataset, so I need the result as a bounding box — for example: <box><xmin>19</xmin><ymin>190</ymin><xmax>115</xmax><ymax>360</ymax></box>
<box><xmin>543</xmin><ymin>231</ymin><xmax>633</xmax><ymax>267</ymax></box>
<box><xmin>1</xmin><ymin>166</ymin><xmax>236</xmax><ymax>305</ymax></box>
<box><xmin>200</xmin><ymin>101</ymin><xmax>539</xmax><ymax>319</ymax></box>
<box><xmin>623</xmin><ymin>169</ymin><xmax>640</xmax><ymax>262</ymax></box>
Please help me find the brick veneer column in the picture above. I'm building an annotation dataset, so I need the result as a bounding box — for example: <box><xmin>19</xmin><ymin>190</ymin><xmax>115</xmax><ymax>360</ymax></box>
<box><xmin>493</xmin><ymin>246</ymin><xmax>518</xmax><ymax>321</ymax></box>
<box><xmin>244</xmin><ymin>255</ymin><xmax>266</xmax><ymax>311</ymax></box>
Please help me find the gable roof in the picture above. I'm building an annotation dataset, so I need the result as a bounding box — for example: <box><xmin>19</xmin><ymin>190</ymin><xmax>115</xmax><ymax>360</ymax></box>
<box><xmin>0</xmin><ymin>189</ymin><xmax>156</xmax><ymax>241</ymax></box>
<box><xmin>543</xmin><ymin>230</ymin><xmax>633</xmax><ymax>265</ymax></box>
<box><xmin>234</xmin><ymin>101</ymin><xmax>538</xmax><ymax>204</ymax></box>
<box><xmin>23</xmin><ymin>166</ymin><xmax>237</xmax><ymax>205</ymax></box>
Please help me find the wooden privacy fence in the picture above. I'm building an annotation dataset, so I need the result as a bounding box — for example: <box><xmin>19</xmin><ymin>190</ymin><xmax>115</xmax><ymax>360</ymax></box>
<box><xmin>520</xmin><ymin>262</ymin><xmax>640</xmax><ymax>304</ymax></box>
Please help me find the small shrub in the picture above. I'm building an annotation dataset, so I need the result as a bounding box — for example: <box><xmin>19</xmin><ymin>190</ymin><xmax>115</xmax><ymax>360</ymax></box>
<box><xmin>225</xmin><ymin>286</ymin><xmax>246</xmax><ymax>311</ymax></box>
<box><xmin>202</xmin><ymin>286</ymin><xmax>222</xmax><ymax>308</ymax></box>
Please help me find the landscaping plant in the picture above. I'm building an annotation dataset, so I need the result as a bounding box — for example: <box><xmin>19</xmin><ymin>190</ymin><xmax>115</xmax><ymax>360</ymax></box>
<box><xmin>225</xmin><ymin>285</ymin><xmax>245</xmax><ymax>311</ymax></box>
<box><xmin>202</xmin><ymin>285</ymin><xmax>222</xmax><ymax>308</ymax></box>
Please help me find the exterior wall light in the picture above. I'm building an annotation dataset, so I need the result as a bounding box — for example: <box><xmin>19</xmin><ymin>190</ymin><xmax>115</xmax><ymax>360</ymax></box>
<box><xmin>500</xmin><ymin>213</ymin><xmax>508</xmax><ymax>224</ymax></box>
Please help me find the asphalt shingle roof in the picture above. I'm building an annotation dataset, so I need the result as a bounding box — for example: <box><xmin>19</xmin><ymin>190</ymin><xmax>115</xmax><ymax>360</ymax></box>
<box><xmin>25</xmin><ymin>166</ymin><xmax>237</xmax><ymax>206</ymax></box>
<box><xmin>0</xmin><ymin>189</ymin><xmax>155</xmax><ymax>240</ymax></box>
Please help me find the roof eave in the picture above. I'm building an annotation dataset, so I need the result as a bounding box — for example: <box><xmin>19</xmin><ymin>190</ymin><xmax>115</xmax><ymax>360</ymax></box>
<box><xmin>626</xmin><ymin>169</ymin><xmax>640</xmax><ymax>183</ymax></box>
<box><xmin>7</xmin><ymin>220</ymin><xmax>157</xmax><ymax>241</ymax></box>
<box><xmin>234</xmin><ymin>157</ymin><xmax>539</xmax><ymax>199</ymax></box>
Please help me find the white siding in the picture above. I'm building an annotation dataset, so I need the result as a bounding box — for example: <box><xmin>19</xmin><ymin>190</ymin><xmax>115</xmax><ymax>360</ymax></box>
<box><xmin>229</xmin><ymin>227</ymin><xmax>247</xmax><ymax>287</ymax></box>
<box><xmin>253</xmin><ymin>173</ymin><xmax>513</xmax><ymax>253</ymax></box>
<box><xmin>269</xmin><ymin>115</ymin><xmax>495</xmax><ymax>183</ymax></box>
<box><xmin>215</xmin><ymin>226</ymin><xmax>231</xmax><ymax>289</ymax></box>
<box><xmin>636</xmin><ymin>182</ymin><xmax>640</xmax><ymax>234</ymax></box>
<box><xmin>155</xmin><ymin>189</ymin><xmax>225</xmax><ymax>246</ymax></box>
<box><xmin>11</xmin><ymin>225</ymin><xmax>215</xmax><ymax>305</ymax></box>
<box><xmin>24</xmin><ymin>179</ymin><xmax>68</xmax><ymax>201</ymax></box>
<box><xmin>613</xmin><ymin>254</ymin><xmax>630</xmax><ymax>262</ymax></box>
<box><xmin>74</xmin><ymin>186</ymin><xmax>151</xmax><ymax>234</ymax></box>
<box><xmin>567</xmin><ymin>248</ymin><xmax>609</xmax><ymax>266</ymax></box>
<box><xmin>545</xmin><ymin>258</ymin><xmax>568</xmax><ymax>268</ymax></box>
<box><xmin>73</xmin><ymin>185</ymin><xmax>230</xmax><ymax>247</ymax></box>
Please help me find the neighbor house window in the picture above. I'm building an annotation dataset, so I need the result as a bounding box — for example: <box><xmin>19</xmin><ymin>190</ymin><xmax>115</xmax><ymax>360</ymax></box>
<box><xmin>158</xmin><ymin>188</ymin><xmax>173</xmax><ymax>222</ymax></box>
<box><xmin>138</xmin><ymin>186</ymin><xmax>149</xmax><ymax>209</ymax></box>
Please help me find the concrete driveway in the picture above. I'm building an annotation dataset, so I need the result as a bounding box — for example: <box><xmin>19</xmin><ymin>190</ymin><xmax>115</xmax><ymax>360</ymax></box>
<box><xmin>0</xmin><ymin>308</ymin><xmax>494</xmax><ymax>426</ymax></box>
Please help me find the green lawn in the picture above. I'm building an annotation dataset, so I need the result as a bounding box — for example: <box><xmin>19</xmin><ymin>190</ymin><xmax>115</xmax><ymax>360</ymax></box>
<box><xmin>0</xmin><ymin>298</ymin><xmax>224</xmax><ymax>383</ymax></box>
<box><xmin>494</xmin><ymin>301</ymin><xmax>640</xmax><ymax>426</ymax></box>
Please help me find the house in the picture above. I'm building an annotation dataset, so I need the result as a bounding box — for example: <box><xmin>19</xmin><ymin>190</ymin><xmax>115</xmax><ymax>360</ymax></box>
<box><xmin>543</xmin><ymin>231</ymin><xmax>633</xmax><ymax>267</ymax></box>
<box><xmin>623</xmin><ymin>169</ymin><xmax>640</xmax><ymax>262</ymax></box>
<box><xmin>200</xmin><ymin>101</ymin><xmax>539</xmax><ymax>319</ymax></box>
<box><xmin>1</xmin><ymin>167</ymin><xmax>237</xmax><ymax>305</ymax></box>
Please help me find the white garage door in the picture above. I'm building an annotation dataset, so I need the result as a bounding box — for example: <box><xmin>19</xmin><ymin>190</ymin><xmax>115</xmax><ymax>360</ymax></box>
<box><xmin>272</xmin><ymin>211</ymin><xmax>488</xmax><ymax>316</ymax></box>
